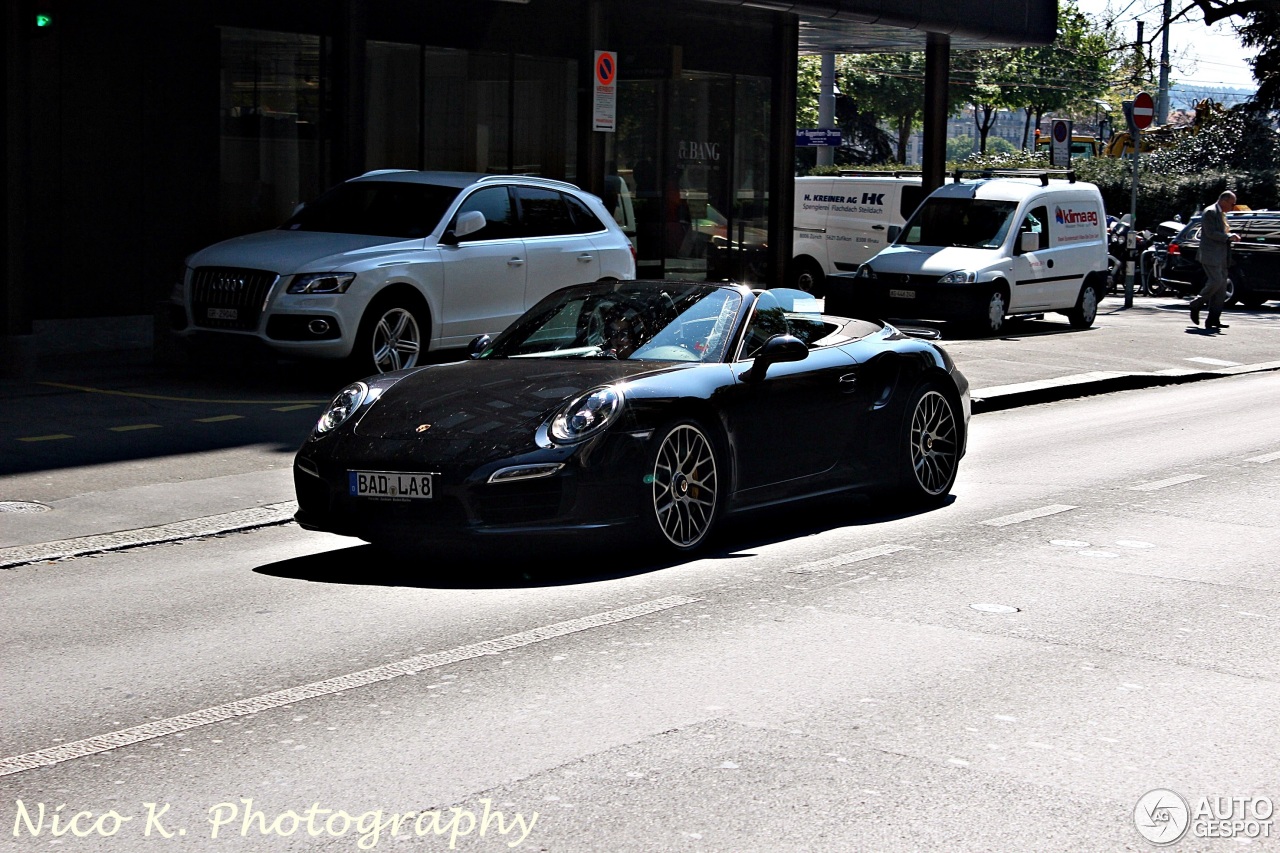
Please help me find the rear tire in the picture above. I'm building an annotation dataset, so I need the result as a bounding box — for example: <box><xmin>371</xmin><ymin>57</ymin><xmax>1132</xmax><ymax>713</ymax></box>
<box><xmin>351</xmin><ymin>295</ymin><xmax>428</xmax><ymax>376</ymax></box>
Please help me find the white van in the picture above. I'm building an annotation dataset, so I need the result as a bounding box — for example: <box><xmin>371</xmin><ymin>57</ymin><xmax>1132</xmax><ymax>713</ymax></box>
<box><xmin>791</xmin><ymin>173</ymin><xmax>926</xmax><ymax>295</ymax></box>
<box><xmin>836</xmin><ymin>170</ymin><xmax>1109</xmax><ymax>334</ymax></box>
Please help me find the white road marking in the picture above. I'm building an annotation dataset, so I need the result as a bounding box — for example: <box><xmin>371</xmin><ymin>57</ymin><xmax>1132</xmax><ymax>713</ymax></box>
<box><xmin>788</xmin><ymin>544</ymin><xmax>914</xmax><ymax>573</ymax></box>
<box><xmin>0</xmin><ymin>594</ymin><xmax>701</xmax><ymax>777</ymax></box>
<box><xmin>1246</xmin><ymin>450</ymin><xmax>1280</xmax><ymax>463</ymax></box>
<box><xmin>981</xmin><ymin>505</ymin><xmax>1077</xmax><ymax>527</ymax></box>
<box><xmin>1129</xmin><ymin>473</ymin><xmax>1205</xmax><ymax>491</ymax></box>
<box><xmin>1186</xmin><ymin>356</ymin><xmax>1242</xmax><ymax>367</ymax></box>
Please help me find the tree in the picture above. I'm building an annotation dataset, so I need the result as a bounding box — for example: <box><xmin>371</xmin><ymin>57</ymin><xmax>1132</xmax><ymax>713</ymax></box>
<box><xmin>839</xmin><ymin>53</ymin><xmax>928</xmax><ymax>164</ymax></box>
<box><xmin>951</xmin><ymin>49</ymin><xmax>1023</xmax><ymax>154</ymax></box>
<box><xmin>1238</xmin><ymin>7</ymin><xmax>1280</xmax><ymax>110</ymax></box>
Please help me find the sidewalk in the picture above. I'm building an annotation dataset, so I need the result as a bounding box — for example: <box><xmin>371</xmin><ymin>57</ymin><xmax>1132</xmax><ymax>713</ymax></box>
<box><xmin>3</xmin><ymin>295</ymin><xmax>1279</xmax><ymax>568</ymax></box>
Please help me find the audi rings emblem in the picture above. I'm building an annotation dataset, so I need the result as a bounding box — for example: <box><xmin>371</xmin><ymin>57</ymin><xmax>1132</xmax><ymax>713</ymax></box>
<box><xmin>212</xmin><ymin>275</ymin><xmax>247</xmax><ymax>292</ymax></box>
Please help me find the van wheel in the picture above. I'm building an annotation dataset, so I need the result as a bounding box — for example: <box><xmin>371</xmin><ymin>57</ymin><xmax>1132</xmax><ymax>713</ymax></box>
<box><xmin>1068</xmin><ymin>283</ymin><xmax>1099</xmax><ymax>329</ymax></box>
<box><xmin>789</xmin><ymin>258</ymin><xmax>826</xmax><ymax>297</ymax></box>
<box><xmin>972</xmin><ymin>288</ymin><xmax>1007</xmax><ymax>336</ymax></box>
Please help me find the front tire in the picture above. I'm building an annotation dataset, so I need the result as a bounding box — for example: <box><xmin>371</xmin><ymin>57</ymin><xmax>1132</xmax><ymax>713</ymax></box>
<box><xmin>971</xmin><ymin>288</ymin><xmax>1007</xmax><ymax>336</ymax></box>
<box><xmin>642</xmin><ymin>419</ymin><xmax>723</xmax><ymax>552</ymax></box>
<box><xmin>788</xmin><ymin>258</ymin><xmax>826</xmax><ymax>297</ymax></box>
<box><xmin>352</xmin><ymin>296</ymin><xmax>427</xmax><ymax>375</ymax></box>
<box><xmin>895</xmin><ymin>382</ymin><xmax>961</xmax><ymax>506</ymax></box>
<box><xmin>1067</xmin><ymin>283</ymin><xmax>1099</xmax><ymax>329</ymax></box>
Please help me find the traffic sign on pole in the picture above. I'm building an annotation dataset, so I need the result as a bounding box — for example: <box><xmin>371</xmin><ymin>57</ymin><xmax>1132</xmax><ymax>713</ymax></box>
<box><xmin>1132</xmin><ymin>91</ymin><xmax>1155</xmax><ymax>130</ymax></box>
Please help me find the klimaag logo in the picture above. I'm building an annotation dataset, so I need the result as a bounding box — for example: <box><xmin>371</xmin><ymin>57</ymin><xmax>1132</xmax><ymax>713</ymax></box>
<box><xmin>1134</xmin><ymin>789</ymin><xmax>1274</xmax><ymax>845</ymax></box>
<box><xmin>1054</xmin><ymin>205</ymin><xmax>1099</xmax><ymax>227</ymax></box>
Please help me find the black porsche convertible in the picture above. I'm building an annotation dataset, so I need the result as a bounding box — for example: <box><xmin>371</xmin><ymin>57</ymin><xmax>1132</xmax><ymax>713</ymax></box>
<box><xmin>293</xmin><ymin>280</ymin><xmax>969</xmax><ymax>554</ymax></box>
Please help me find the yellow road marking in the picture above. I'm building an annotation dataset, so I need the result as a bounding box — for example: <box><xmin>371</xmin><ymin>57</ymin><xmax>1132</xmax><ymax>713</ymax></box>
<box><xmin>108</xmin><ymin>424</ymin><xmax>163</xmax><ymax>432</ymax></box>
<box><xmin>37</xmin><ymin>381</ymin><xmax>327</xmax><ymax>406</ymax></box>
<box><xmin>195</xmin><ymin>415</ymin><xmax>244</xmax><ymax>423</ymax></box>
<box><xmin>272</xmin><ymin>404</ymin><xmax>317</xmax><ymax>412</ymax></box>
<box><xmin>17</xmin><ymin>434</ymin><xmax>73</xmax><ymax>442</ymax></box>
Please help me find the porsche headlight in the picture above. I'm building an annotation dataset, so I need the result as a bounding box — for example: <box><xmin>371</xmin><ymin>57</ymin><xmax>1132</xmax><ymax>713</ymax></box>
<box><xmin>315</xmin><ymin>382</ymin><xmax>368</xmax><ymax>434</ymax></box>
<box><xmin>855</xmin><ymin>264</ymin><xmax>876</xmax><ymax>280</ymax></box>
<box><xmin>288</xmin><ymin>272</ymin><xmax>356</xmax><ymax>294</ymax></box>
<box><xmin>548</xmin><ymin>385</ymin><xmax>623</xmax><ymax>443</ymax></box>
<box><xmin>938</xmin><ymin>270</ymin><xmax>977</xmax><ymax>284</ymax></box>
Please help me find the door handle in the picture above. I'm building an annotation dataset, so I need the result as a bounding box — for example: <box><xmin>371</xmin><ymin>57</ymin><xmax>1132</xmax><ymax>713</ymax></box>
<box><xmin>872</xmin><ymin>225</ymin><xmax>885</xmax><ymax>230</ymax></box>
<box><xmin>507</xmin><ymin>258</ymin><xmax>525</xmax><ymax>267</ymax></box>
<box><xmin>839</xmin><ymin>373</ymin><xmax>858</xmax><ymax>392</ymax></box>
<box><xmin>577</xmin><ymin>253</ymin><xmax>594</xmax><ymax>262</ymax></box>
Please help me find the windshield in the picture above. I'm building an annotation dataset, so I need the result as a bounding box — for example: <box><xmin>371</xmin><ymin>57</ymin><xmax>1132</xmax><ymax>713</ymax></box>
<box><xmin>898</xmin><ymin>198</ymin><xmax>1018</xmax><ymax>249</ymax></box>
<box><xmin>279</xmin><ymin>180</ymin><xmax>462</xmax><ymax>239</ymax></box>
<box><xmin>479</xmin><ymin>281</ymin><xmax>746</xmax><ymax>363</ymax></box>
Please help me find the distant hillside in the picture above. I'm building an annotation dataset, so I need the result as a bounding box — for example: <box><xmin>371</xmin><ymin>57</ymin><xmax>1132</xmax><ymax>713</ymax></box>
<box><xmin>1169</xmin><ymin>83</ymin><xmax>1255</xmax><ymax>109</ymax></box>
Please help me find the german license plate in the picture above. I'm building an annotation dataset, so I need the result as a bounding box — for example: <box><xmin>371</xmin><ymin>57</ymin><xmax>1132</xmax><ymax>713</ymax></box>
<box><xmin>888</xmin><ymin>289</ymin><xmax>915</xmax><ymax>299</ymax></box>
<box><xmin>207</xmin><ymin>307</ymin><xmax>239</xmax><ymax>320</ymax></box>
<box><xmin>349</xmin><ymin>471</ymin><xmax>434</xmax><ymax>499</ymax></box>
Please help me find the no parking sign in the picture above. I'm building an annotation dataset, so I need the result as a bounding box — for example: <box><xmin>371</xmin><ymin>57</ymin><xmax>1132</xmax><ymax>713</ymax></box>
<box><xmin>593</xmin><ymin>50</ymin><xmax>617</xmax><ymax>132</ymax></box>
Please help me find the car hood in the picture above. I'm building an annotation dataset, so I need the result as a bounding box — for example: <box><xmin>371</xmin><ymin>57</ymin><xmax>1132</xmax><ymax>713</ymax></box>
<box><xmin>871</xmin><ymin>244</ymin><xmax>1002</xmax><ymax>275</ymax></box>
<box><xmin>354</xmin><ymin>359</ymin><xmax>678</xmax><ymax>442</ymax></box>
<box><xmin>186</xmin><ymin>230</ymin><xmax>426</xmax><ymax>274</ymax></box>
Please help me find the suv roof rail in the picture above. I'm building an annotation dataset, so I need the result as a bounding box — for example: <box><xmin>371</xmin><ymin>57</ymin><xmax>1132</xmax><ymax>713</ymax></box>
<box><xmin>951</xmin><ymin>168</ymin><xmax>1076</xmax><ymax>186</ymax></box>
<box><xmin>357</xmin><ymin>168</ymin><xmax>416</xmax><ymax>178</ymax></box>
<box><xmin>475</xmin><ymin>174</ymin><xmax>583</xmax><ymax>192</ymax></box>
<box><xmin>834</xmin><ymin>169</ymin><xmax>923</xmax><ymax>178</ymax></box>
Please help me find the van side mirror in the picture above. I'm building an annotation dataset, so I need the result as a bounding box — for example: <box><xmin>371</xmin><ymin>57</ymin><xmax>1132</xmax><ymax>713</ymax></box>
<box><xmin>1019</xmin><ymin>231</ymin><xmax>1039</xmax><ymax>253</ymax></box>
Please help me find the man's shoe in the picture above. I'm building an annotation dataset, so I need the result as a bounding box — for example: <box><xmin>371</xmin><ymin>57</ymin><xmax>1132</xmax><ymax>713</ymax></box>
<box><xmin>1190</xmin><ymin>304</ymin><xmax>1201</xmax><ymax>325</ymax></box>
<box><xmin>1208</xmin><ymin>322</ymin><xmax>1230</xmax><ymax>329</ymax></box>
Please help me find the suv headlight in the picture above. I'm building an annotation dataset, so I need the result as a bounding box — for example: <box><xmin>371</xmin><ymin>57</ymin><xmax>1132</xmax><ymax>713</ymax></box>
<box><xmin>288</xmin><ymin>272</ymin><xmax>357</xmax><ymax>294</ymax></box>
<box><xmin>549</xmin><ymin>385</ymin><xmax>623</xmax><ymax>443</ymax></box>
<box><xmin>315</xmin><ymin>382</ymin><xmax>368</xmax><ymax>435</ymax></box>
<box><xmin>855</xmin><ymin>264</ymin><xmax>876</xmax><ymax>280</ymax></box>
<box><xmin>938</xmin><ymin>270</ymin><xmax>977</xmax><ymax>284</ymax></box>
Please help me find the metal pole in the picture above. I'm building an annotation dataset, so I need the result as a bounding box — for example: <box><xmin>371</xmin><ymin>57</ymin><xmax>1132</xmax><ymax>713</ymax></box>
<box><xmin>1157</xmin><ymin>0</ymin><xmax>1172</xmax><ymax>122</ymax></box>
<box><xmin>818</xmin><ymin>53</ymin><xmax>836</xmax><ymax>168</ymax></box>
<box><xmin>1126</xmin><ymin>125</ymin><xmax>1140</xmax><ymax>307</ymax></box>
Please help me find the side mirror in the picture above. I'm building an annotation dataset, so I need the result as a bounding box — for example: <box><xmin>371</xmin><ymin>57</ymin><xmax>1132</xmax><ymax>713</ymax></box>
<box><xmin>742</xmin><ymin>334</ymin><xmax>807</xmax><ymax>382</ymax></box>
<box><xmin>442</xmin><ymin>210</ymin><xmax>487</xmax><ymax>245</ymax></box>
<box><xmin>887</xmin><ymin>225</ymin><xmax>901</xmax><ymax>243</ymax></box>
<box><xmin>467</xmin><ymin>334</ymin><xmax>492</xmax><ymax>358</ymax></box>
<box><xmin>1019</xmin><ymin>231</ymin><xmax>1039</xmax><ymax>253</ymax></box>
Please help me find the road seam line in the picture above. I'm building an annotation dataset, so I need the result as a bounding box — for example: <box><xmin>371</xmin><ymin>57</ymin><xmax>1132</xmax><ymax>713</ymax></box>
<box><xmin>1129</xmin><ymin>473</ymin><xmax>1205</xmax><ymax>491</ymax></box>
<box><xmin>0</xmin><ymin>594</ymin><xmax>702</xmax><ymax>777</ymax></box>
<box><xmin>980</xmin><ymin>504</ymin><xmax>1078</xmax><ymax>527</ymax></box>
<box><xmin>0</xmin><ymin>503</ymin><xmax>298</xmax><ymax>569</ymax></box>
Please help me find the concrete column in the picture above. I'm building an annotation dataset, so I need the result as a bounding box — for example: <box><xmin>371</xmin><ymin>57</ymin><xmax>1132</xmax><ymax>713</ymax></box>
<box><xmin>922</xmin><ymin>33</ymin><xmax>951</xmax><ymax>194</ymax></box>
<box><xmin>818</xmin><ymin>52</ymin><xmax>836</xmax><ymax>168</ymax></box>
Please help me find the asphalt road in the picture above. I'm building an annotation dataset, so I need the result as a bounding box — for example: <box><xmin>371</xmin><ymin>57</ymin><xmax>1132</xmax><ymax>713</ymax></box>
<box><xmin>2</xmin><ymin>373</ymin><xmax>1279</xmax><ymax>851</ymax></box>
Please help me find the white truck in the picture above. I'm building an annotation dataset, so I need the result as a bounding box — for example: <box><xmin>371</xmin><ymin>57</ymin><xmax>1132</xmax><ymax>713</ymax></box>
<box><xmin>790</xmin><ymin>173</ymin><xmax>925</xmax><ymax>296</ymax></box>
<box><xmin>834</xmin><ymin>170</ymin><xmax>1110</xmax><ymax>335</ymax></box>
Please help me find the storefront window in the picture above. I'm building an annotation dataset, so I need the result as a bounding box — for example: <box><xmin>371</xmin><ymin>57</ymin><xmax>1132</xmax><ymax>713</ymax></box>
<box><xmin>218</xmin><ymin>27</ymin><xmax>328</xmax><ymax>238</ymax></box>
<box><xmin>366</xmin><ymin>41</ymin><xmax>421</xmax><ymax>170</ymax></box>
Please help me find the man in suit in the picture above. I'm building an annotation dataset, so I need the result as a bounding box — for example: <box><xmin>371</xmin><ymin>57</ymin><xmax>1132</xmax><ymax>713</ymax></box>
<box><xmin>1190</xmin><ymin>190</ymin><xmax>1241</xmax><ymax>330</ymax></box>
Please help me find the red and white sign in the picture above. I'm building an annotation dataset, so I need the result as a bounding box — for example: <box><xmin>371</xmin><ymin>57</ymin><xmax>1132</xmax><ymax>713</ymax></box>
<box><xmin>593</xmin><ymin>50</ymin><xmax>617</xmax><ymax>132</ymax></box>
<box><xmin>1132</xmin><ymin>91</ymin><xmax>1155</xmax><ymax>130</ymax></box>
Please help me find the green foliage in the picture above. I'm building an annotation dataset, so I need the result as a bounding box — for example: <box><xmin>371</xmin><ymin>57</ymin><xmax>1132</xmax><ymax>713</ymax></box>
<box><xmin>1073</xmin><ymin>109</ymin><xmax>1280</xmax><ymax>226</ymax></box>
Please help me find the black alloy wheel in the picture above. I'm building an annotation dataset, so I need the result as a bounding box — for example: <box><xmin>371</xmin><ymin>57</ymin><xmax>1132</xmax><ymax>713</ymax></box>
<box><xmin>644</xmin><ymin>419</ymin><xmax>722</xmax><ymax>552</ymax></box>
<box><xmin>898</xmin><ymin>383</ymin><xmax>960</xmax><ymax>505</ymax></box>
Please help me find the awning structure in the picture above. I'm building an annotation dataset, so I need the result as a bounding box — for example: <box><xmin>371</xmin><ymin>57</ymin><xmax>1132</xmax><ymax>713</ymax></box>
<box><xmin>697</xmin><ymin>0</ymin><xmax>1058</xmax><ymax>53</ymax></box>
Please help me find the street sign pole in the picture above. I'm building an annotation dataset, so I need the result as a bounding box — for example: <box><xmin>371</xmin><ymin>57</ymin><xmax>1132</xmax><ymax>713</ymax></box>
<box><xmin>1128</xmin><ymin>124</ymin><xmax>1140</xmax><ymax>307</ymax></box>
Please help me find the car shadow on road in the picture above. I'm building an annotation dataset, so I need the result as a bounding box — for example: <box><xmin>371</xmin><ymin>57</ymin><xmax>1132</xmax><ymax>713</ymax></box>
<box><xmin>253</xmin><ymin>494</ymin><xmax>955</xmax><ymax>590</ymax></box>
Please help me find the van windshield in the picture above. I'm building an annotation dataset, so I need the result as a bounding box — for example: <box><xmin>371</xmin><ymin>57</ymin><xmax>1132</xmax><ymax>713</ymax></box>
<box><xmin>898</xmin><ymin>198</ymin><xmax>1018</xmax><ymax>249</ymax></box>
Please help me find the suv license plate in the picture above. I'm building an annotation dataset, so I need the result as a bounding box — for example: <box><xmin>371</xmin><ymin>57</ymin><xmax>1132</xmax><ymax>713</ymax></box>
<box><xmin>349</xmin><ymin>471</ymin><xmax>434</xmax><ymax>499</ymax></box>
<box><xmin>207</xmin><ymin>307</ymin><xmax>239</xmax><ymax>320</ymax></box>
<box><xmin>889</xmin><ymin>289</ymin><xmax>915</xmax><ymax>299</ymax></box>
